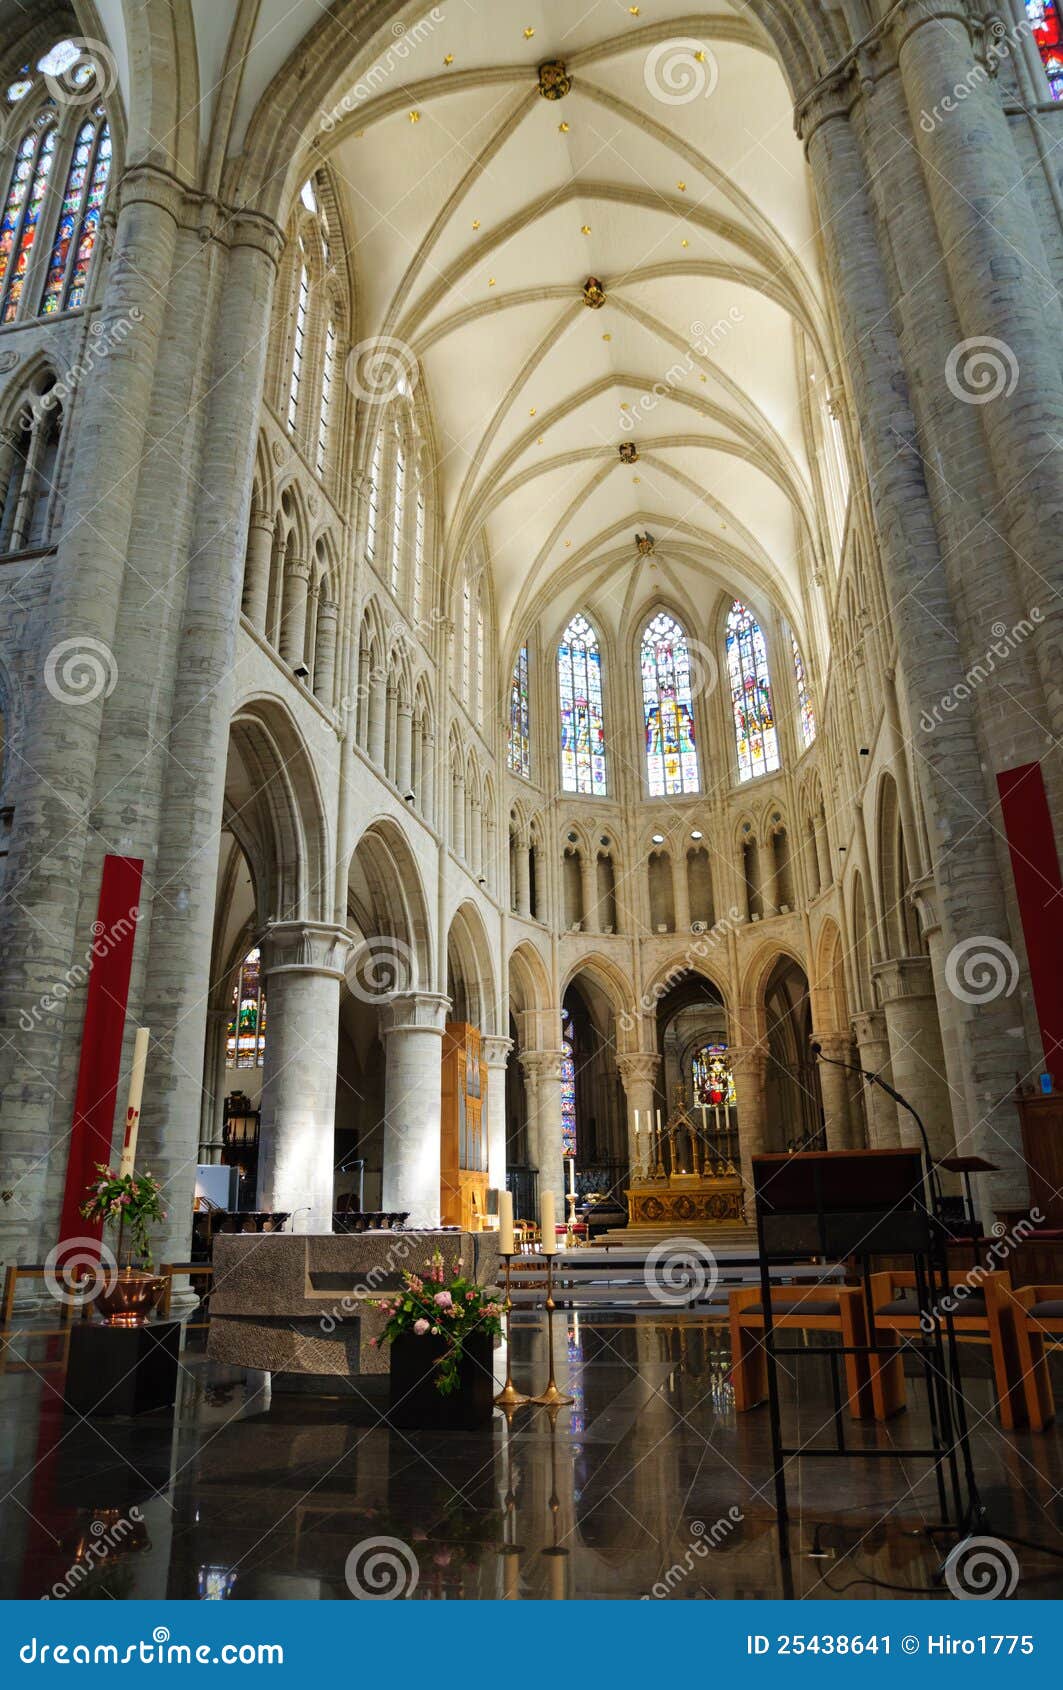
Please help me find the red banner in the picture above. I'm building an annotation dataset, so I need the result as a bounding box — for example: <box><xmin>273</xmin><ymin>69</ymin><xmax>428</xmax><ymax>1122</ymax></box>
<box><xmin>997</xmin><ymin>762</ymin><xmax>1063</xmax><ymax>1072</ymax></box>
<box><xmin>57</xmin><ymin>854</ymin><xmax>143</xmax><ymax>1244</ymax></box>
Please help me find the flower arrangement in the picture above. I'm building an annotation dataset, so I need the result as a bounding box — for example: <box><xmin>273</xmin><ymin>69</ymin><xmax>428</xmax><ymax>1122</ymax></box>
<box><xmin>80</xmin><ymin>1164</ymin><xmax>167</xmax><ymax>1269</ymax></box>
<box><xmin>372</xmin><ymin>1251</ymin><xmax>503</xmax><ymax>1395</ymax></box>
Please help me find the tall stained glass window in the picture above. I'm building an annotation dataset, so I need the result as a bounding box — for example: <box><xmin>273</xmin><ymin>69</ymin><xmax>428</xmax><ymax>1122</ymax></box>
<box><xmin>39</xmin><ymin>117</ymin><xmax>111</xmax><ymax>314</ymax></box>
<box><xmin>791</xmin><ymin>633</ymin><xmax>816</xmax><ymax>749</ymax></box>
<box><xmin>692</xmin><ymin>1042</ymin><xmax>736</xmax><ymax>1107</ymax></box>
<box><xmin>390</xmin><ymin>442</ymin><xmax>405</xmax><ymax>594</ymax></box>
<box><xmin>507</xmin><ymin>644</ymin><xmax>531</xmax><ymax>777</ymax></box>
<box><xmin>462</xmin><ymin>578</ymin><xmax>472</xmax><ymax>705</ymax></box>
<box><xmin>725</xmin><ymin>600</ymin><xmax>779</xmax><ymax>781</ymax></box>
<box><xmin>561</xmin><ymin>1008</ymin><xmax>577</xmax><ymax>1157</ymax></box>
<box><xmin>476</xmin><ymin>596</ymin><xmax>485</xmax><ymax>724</ymax></box>
<box><xmin>1028</xmin><ymin>1</ymin><xmax>1063</xmax><ymax>97</ymax></box>
<box><xmin>413</xmin><ymin>487</ymin><xmax>425</xmax><ymax>618</ymax></box>
<box><xmin>315</xmin><ymin>319</ymin><xmax>335</xmax><ymax>475</ymax></box>
<box><xmin>0</xmin><ymin>130</ymin><xmax>37</xmax><ymax>298</ymax></box>
<box><xmin>558</xmin><ymin>612</ymin><xmax>606</xmax><ymax>795</ymax></box>
<box><xmin>640</xmin><ymin>610</ymin><xmax>700</xmax><ymax>796</ymax></box>
<box><xmin>366</xmin><ymin>429</ymin><xmax>383</xmax><ymax>562</ymax></box>
<box><xmin>286</xmin><ymin>260</ymin><xmax>309</xmax><ymax>431</ymax></box>
<box><xmin>226</xmin><ymin>949</ymin><xmax>267</xmax><ymax>1068</ymax></box>
<box><xmin>0</xmin><ymin>125</ymin><xmax>56</xmax><ymax>322</ymax></box>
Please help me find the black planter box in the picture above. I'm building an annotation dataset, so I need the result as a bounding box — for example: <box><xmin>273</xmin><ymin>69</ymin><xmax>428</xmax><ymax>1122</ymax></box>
<box><xmin>63</xmin><ymin>1318</ymin><xmax>182</xmax><ymax>1418</ymax></box>
<box><xmin>388</xmin><ymin>1329</ymin><xmax>495</xmax><ymax>1429</ymax></box>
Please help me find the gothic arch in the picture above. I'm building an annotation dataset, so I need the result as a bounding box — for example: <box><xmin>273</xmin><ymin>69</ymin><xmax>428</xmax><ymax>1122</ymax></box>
<box><xmin>347</xmin><ymin>816</ymin><xmax>433</xmax><ymax>990</ymax></box>
<box><xmin>560</xmin><ymin>951</ymin><xmax>638</xmax><ymax>1049</ymax></box>
<box><xmin>225</xmin><ymin>695</ymin><xmax>330</xmax><ymax>925</ymax></box>
<box><xmin>446</xmin><ymin>899</ymin><xmax>497</xmax><ymax>1034</ymax></box>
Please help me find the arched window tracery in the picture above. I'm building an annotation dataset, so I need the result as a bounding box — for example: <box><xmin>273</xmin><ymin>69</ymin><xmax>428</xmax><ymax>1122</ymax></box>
<box><xmin>558</xmin><ymin>612</ymin><xmax>606</xmax><ymax>796</ymax></box>
<box><xmin>640</xmin><ymin>610</ymin><xmax>700</xmax><ymax>797</ymax></box>
<box><xmin>725</xmin><ymin>600</ymin><xmax>779</xmax><ymax>782</ymax></box>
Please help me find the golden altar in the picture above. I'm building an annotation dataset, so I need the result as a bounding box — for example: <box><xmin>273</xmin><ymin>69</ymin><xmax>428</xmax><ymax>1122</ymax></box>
<box><xmin>626</xmin><ymin>1100</ymin><xmax>744</xmax><ymax>1229</ymax></box>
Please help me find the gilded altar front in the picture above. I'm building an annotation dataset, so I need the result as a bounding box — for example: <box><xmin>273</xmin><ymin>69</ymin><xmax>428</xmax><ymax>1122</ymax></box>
<box><xmin>626</xmin><ymin>1175</ymin><xmax>745</xmax><ymax>1228</ymax></box>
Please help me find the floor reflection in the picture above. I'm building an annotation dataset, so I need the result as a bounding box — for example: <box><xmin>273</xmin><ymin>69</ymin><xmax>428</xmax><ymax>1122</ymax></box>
<box><xmin>1</xmin><ymin>1313</ymin><xmax>1061</xmax><ymax>1600</ymax></box>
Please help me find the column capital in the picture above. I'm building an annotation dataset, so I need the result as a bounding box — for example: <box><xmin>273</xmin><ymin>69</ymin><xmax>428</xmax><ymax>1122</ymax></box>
<box><xmin>249</xmin><ymin>502</ymin><xmax>272</xmax><ymax>532</ymax></box>
<box><xmin>872</xmin><ymin>955</ymin><xmax>934</xmax><ymax>1004</ymax></box>
<box><xmin>378</xmin><ymin>991</ymin><xmax>450</xmax><ymax>1038</ymax></box>
<box><xmin>908</xmin><ymin>873</ymin><xmax>941</xmax><ymax>938</ymax></box>
<box><xmin>728</xmin><ymin>1043</ymin><xmax>769</xmax><ymax>1081</ymax></box>
<box><xmin>318</xmin><ymin>598</ymin><xmax>340</xmax><ymax>620</ymax></box>
<box><xmin>811</xmin><ymin>1032</ymin><xmax>852</xmax><ymax>1063</ymax></box>
<box><xmin>615</xmin><ymin>1051</ymin><xmax>661</xmax><ymax>1089</ymax></box>
<box><xmin>260</xmin><ymin>921</ymin><xmax>354</xmax><ymax>980</ymax></box>
<box><xmin>285</xmin><ymin>555</ymin><xmax>311</xmax><ymax>582</ymax></box>
<box><xmin>481</xmin><ymin>1035</ymin><xmax>514</xmax><ymax>1069</ymax></box>
<box><xmin>851</xmin><ymin>1007</ymin><xmax>889</xmax><ymax>1046</ymax></box>
<box><xmin>519</xmin><ymin>1049</ymin><xmax>565</xmax><ymax>1084</ymax></box>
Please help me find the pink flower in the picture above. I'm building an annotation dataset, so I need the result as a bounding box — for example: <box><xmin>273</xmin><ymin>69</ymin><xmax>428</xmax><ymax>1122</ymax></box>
<box><xmin>413</xmin><ymin>1318</ymin><xmax>430</xmax><ymax>1335</ymax></box>
<box><xmin>465</xmin><ymin>1290</ymin><xmax>476</xmax><ymax>1301</ymax></box>
<box><xmin>434</xmin><ymin>1291</ymin><xmax>452</xmax><ymax>1310</ymax></box>
<box><xmin>368</xmin><ymin>1337</ymin><xmax>378</xmax><ymax>1347</ymax></box>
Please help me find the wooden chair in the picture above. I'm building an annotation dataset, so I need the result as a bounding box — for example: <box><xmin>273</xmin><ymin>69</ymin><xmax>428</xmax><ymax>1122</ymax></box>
<box><xmin>2</xmin><ymin>1263</ymin><xmax>84</xmax><ymax>1325</ymax></box>
<box><xmin>1004</xmin><ymin>1284</ymin><xmax>1063</xmax><ymax>1430</ymax></box>
<box><xmin>729</xmin><ymin>1284</ymin><xmax>874</xmax><ymax>1418</ymax></box>
<box><xmin>866</xmin><ymin>1268</ymin><xmax>1020</xmax><ymax>1426</ymax></box>
<box><xmin>159</xmin><ymin>1262</ymin><xmax>213</xmax><ymax>1318</ymax></box>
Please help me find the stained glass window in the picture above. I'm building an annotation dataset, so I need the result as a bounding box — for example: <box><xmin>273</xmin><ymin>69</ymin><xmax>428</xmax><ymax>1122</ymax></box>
<box><xmin>226</xmin><ymin>949</ymin><xmax>267</xmax><ymax>1068</ymax></box>
<box><xmin>286</xmin><ymin>260</ymin><xmax>309</xmax><ymax>431</ymax></box>
<box><xmin>315</xmin><ymin>319</ymin><xmax>335</xmax><ymax>475</ymax></box>
<box><xmin>507</xmin><ymin>644</ymin><xmax>531</xmax><ymax>777</ymax></box>
<box><xmin>366</xmin><ymin>429</ymin><xmax>382</xmax><ymax>561</ymax></box>
<box><xmin>1027</xmin><ymin>1</ymin><xmax>1063</xmax><ymax>96</ymax></box>
<box><xmin>791</xmin><ymin>633</ymin><xmax>816</xmax><ymax>749</ymax></box>
<box><xmin>462</xmin><ymin>578</ymin><xmax>472</xmax><ymax>705</ymax></box>
<box><xmin>640</xmin><ymin>611</ymin><xmax>700</xmax><ymax>796</ymax></box>
<box><xmin>39</xmin><ymin>118</ymin><xmax>111</xmax><ymax>314</ymax></box>
<box><xmin>725</xmin><ymin>600</ymin><xmax>779</xmax><ymax>782</ymax></box>
<box><xmin>413</xmin><ymin>487</ymin><xmax>425</xmax><ymax>618</ymax></box>
<box><xmin>692</xmin><ymin>1042</ymin><xmax>736</xmax><ymax>1107</ymax></box>
<box><xmin>0</xmin><ymin>125</ymin><xmax>56</xmax><ymax>321</ymax></box>
<box><xmin>561</xmin><ymin>1008</ymin><xmax>577</xmax><ymax>1157</ymax></box>
<box><xmin>476</xmin><ymin>596</ymin><xmax>485</xmax><ymax>724</ymax></box>
<box><xmin>558</xmin><ymin>612</ymin><xmax>606</xmax><ymax>795</ymax></box>
<box><xmin>390</xmin><ymin>441</ymin><xmax>404</xmax><ymax>594</ymax></box>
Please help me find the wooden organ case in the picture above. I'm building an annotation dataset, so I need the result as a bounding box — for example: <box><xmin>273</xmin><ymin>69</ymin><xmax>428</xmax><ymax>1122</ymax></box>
<box><xmin>441</xmin><ymin>1022</ymin><xmax>489</xmax><ymax>1229</ymax></box>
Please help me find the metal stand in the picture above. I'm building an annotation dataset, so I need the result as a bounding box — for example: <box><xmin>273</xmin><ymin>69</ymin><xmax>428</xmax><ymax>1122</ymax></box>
<box><xmin>529</xmin><ymin>1257</ymin><xmax>573</xmax><ymax>1407</ymax></box>
<box><xmin>494</xmin><ymin>1253</ymin><xmax>530</xmax><ymax>1409</ymax></box>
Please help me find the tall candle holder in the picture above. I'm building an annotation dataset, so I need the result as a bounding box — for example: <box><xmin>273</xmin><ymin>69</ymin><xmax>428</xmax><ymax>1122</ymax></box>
<box><xmin>565</xmin><ymin>1190</ymin><xmax>579</xmax><ymax>1247</ymax></box>
<box><xmin>529</xmin><ymin>1256</ymin><xmax>574</xmax><ymax>1407</ymax></box>
<box><xmin>494</xmin><ymin>1253</ymin><xmax>530</xmax><ymax>1409</ymax></box>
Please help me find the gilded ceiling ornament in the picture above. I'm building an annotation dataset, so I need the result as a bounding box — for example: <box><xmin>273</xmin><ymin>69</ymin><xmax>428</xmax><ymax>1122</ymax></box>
<box><xmin>538</xmin><ymin>59</ymin><xmax>571</xmax><ymax>99</ymax></box>
<box><xmin>635</xmin><ymin>530</ymin><xmax>656</xmax><ymax>556</ymax></box>
<box><xmin>582</xmin><ymin>276</ymin><xmax>606</xmax><ymax>309</ymax></box>
<box><xmin>619</xmin><ymin>442</ymin><xmax>638</xmax><ymax>464</ymax></box>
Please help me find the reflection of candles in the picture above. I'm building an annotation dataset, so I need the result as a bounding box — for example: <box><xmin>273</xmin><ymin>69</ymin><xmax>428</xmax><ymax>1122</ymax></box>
<box><xmin>504</xmin><ymin>1552</ymin><xmax>520</xmax><ymax>1600</ymax></box>
<box><xmin>548</xmin><ymin>1551</ymin><xmax>566</xmax><ymax>1600</ymax></box>
<box><xmin>119</xmin><ymin>1027</ymin><xmax>150</xmax><ymax>1179</ymax></box>
<box><xmin>499</xmin><ymin>1189</ymin><xmax>514</xmax><ymax>1255</ymax></box>
<box><xmin>541</xmin><ymin>1190</ymin><xmax>557</xmax><ymax>1254</ymax></box>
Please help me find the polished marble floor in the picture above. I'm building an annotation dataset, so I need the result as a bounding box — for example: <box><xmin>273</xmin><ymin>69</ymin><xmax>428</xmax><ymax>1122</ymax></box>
<box><xmin>1</xmin><ymin>1313</ymin><xmax>1061</xmax><ymax>1600</ymax></box>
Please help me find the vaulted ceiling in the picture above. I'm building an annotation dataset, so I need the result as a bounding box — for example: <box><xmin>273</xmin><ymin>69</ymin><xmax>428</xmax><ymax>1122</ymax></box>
<box><xmin>49</xmin><ymin>0</ymin><xmax>840</xmax><ymax>655</ymax></box>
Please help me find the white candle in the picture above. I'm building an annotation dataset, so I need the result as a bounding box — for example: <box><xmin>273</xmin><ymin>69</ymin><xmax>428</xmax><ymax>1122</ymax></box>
<box><xmin>634</xmin><ymin>1108</ymin><xmax>640</xmax><ymax>1138</ymax></box>
<box><xmin>498</xmin><ymin>1189</ymin><xmax>514</xmax><ymax>1255</ymax></box>
<box><xmin>567</xmin><ymin>1156</ymin><xmax>575</xmax><ymax>1196</ymax></box>
<box><xmin>119</xmin><ymin>1026</ymin><xmax>150</xmax><ymax>1179</ymax></box>
<box><xmin>541</xmin><ymin>1190</ymin><xmax>557</xmax><ymax>1254</ymax></box>
<box><xmin>701</xmin><ymin>1103</ymin><xmax>708</xmax><ymax>1136</ymax></box>
<box><xmin>656</xmin><ymin>1109</ymin><xmax>662</xmax><ymax>1135</ymax></box>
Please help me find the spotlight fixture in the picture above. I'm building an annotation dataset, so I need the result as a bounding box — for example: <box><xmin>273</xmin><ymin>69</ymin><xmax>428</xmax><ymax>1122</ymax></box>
<box><xmin>690</xmin><ymin>829</ymin><xmax>703</xmax><ymax>840</ymax></box>
<box><xmin>403</xmin><ymin>789</ymin><xmax>416</xmax><ymax>803</ymax></box>
<box><xmin>293</xmin><ymin>663</ymin><xmax>310</xmax><ymax>680</ymax></box>
<box><xmin>651</xmin><ymin>832</ymin><xmax>665</xmax><ymax>845</ymax></box>
<box><xmin>478</xmin><ymin>875</ymin><xmax>487</xmax><ymax>886</ymax></box>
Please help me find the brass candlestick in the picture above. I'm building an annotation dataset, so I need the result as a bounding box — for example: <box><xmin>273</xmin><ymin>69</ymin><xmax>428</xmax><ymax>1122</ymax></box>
<box><xmin>565</xmin><ymin>1190</ymin><xmax>579</xmax><ymax>1247</ymax></box>
<box><xmin>529</xmin><ymin>1255</ymin><xmax>574</xmax><ymax>1407</ymax></box>
<box><xmin>494</xmin><ymin>1253</ymin><xmax>530</xmax><ymax>1408</ymax></box>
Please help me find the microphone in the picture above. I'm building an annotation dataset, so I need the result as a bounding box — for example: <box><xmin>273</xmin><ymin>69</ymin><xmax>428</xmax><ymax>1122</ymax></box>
<box><xmin>809</xmin><ymin>1041</ymin><xmax>941</xmax><ymax>1209</ymax></box>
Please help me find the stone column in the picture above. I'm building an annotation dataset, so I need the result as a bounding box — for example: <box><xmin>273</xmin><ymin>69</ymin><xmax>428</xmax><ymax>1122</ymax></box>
<box><xmin>469</xmin><ymin>796</ymin><xmax>483</xmax><ymax>877</ymax></box>
<box><xmin>421</xmin><ymin>730</ymin><xmax>435</xmax><ymax>825</ymax></box>
<box><xmin>379</xmin><ymin>991</ymin><xmax>450</xmax><ymax>1227</ymax></box>
<box><xmin>813</xmin><ymin>811</ymin><xmax>831</xmax><ymax>893</ymax></box>
<box><xmin>199</xmin><ymin>1007</ymin><xmax>229</xmax><ymax>1162</ymax></box>
<box><xmin>514</xmin><ymin>840</ymin><xmax>531</xmax><ymax>917</ymax></box>
<box><xmin>241</xmin><ymin>505</ymin><xmax>273</xmax><ymax>629</ymax></box>
<box><xmin>580</xmin><ymin>853</ymin><xmax>598</xmax><ymax>932</ymax></box>
<box><xmin>851</xmin><ymin>1009</ymin><xmax>900</xmax><ymax>1149</ymax></box>
<box><xmin>256</xmin><ymin>924</ymin><xmax>352</xmax><ymax>1232</ymax></box>
<box><xmin>278</xmin><ymin>556</ymin><xmax>310</xmax><ymax>669</ymax></box>
<box><xmin>452</xmin><ymin>771</ymin><xmax>466</xmax><ymax>858</ymax></box>
<box><xmin>521</xmin><ymin>1050</ymin><xmax>566</xmax><ymax>1215</ymax></box>
<box><xmin>368</xmin><ymin>672</ymin><xmax>386</xmax><ymax>767</ymax></box>
<box><xmin>811</xmin><ymin>1033</ymin><xmax>853</xmax><ymax>1150</ymax></box>
<box><xmin>313</xmin><ymin>601</ymin><xmax>339</xmax><ymax>707</ymax></box>
<box><xmin>482</xmin><ymin>1035</ymin><xmax>513</xmax><ymax>1195</ymax></box>
<box><xmin>616</xmin><ymin>1052</ymin><xmax>660</xmax><ymax>1178</ymax></box>
<box><xmin>395</xmin><ymin>702</ymin><xmax>413</xmax><ymax>792</ymax></box>
<box><xmin>730</xmin><ymin>1045</ymin><xmax>768</xmax><ymax>1224</ymax></box>
<box><xmin>872</xmin><ymin>958</ymin><xmax>955</xmax><ymax>1162</ymax></box>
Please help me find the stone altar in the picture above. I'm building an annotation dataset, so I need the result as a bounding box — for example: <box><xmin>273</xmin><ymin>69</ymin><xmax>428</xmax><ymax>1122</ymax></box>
<box><xmin>208</xmin><ymin>1229</ymin><xmax>501</xmax><ymax>1384</ymax></box>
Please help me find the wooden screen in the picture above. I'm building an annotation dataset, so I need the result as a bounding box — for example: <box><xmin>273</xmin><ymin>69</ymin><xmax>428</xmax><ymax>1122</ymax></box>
<box><xmin>441</xmin><ymin>1021</ymin><xmax>489</xmax><ymax>1228</ymax></box>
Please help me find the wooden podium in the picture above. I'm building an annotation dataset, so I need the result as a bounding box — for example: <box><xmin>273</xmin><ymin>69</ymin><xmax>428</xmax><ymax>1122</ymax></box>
<box><xmin>441</xmin><ymin>1022</ymin><xmax>489</xmax><ymax>1230</ymax></box>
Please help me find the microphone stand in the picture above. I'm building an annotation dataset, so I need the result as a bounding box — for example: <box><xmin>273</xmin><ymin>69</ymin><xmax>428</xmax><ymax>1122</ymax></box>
<box><xmin>809</xmin><ymin>1043</ymin><xmax>986</xmax><ymax>1540</ymax></box>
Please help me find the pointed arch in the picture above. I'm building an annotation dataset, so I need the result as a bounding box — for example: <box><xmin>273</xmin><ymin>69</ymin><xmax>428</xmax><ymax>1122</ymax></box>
<box><xmin>725</xmin><ymin>599</ymin><xmax>779</xmax><ymax>781</ymax></box>
<box><xmin>639</xmin><ymin>607</ymin><xmax>701</xmax><ymax>797</ymax></box>
<box><xmin>558</xmin><ymin>610</ymin><xmax>606</xmax><ymax>796</ymax></box>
